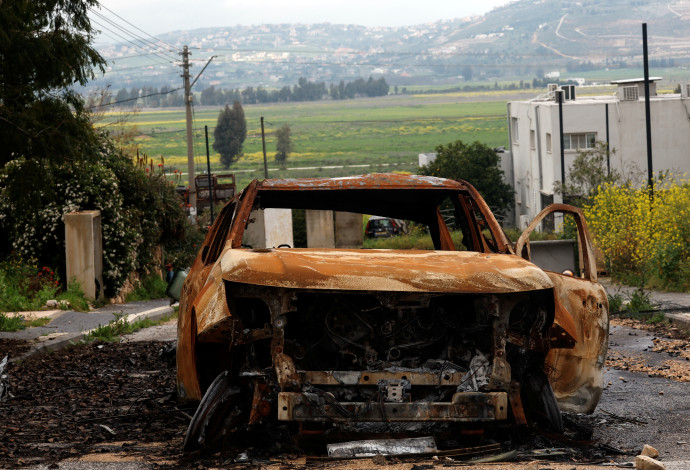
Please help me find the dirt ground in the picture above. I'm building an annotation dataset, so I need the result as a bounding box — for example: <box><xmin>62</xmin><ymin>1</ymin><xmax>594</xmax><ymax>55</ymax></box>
<box><xmin>1</xmin><ymin>315</ymin><xmax>689</xmax><ymax>469</ymax></box>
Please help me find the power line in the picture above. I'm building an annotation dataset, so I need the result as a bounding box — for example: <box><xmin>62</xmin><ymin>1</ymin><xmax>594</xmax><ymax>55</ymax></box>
<box><xmin>90</xmin><ymin>18</ymin><xmax>172</xmax><ymax>66</ymax></box>
<box><xmin>104</xmin><ymin>63</ymin><xmax>176</xmax><ymax>73</ymax></box>
<box><xmin>104</xmin><ymin>50</ymin><xmax>179</xmax><ymax>61</ymax></box>
<box><xmin>95</xmin><ymin>4</ymin><xmax>177</xmax><ymax>51</ymax></box>
<box><xmin>90</xmin><ymin>11</ymin><xmax>177</xmax><ymax>63</ymax></box>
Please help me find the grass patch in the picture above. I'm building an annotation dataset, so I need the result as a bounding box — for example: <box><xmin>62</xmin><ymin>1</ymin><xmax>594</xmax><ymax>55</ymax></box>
<box><xmin>85</xmin><ymin>310</ymin><xmax>175</xmax><ymax>343</ymax></box>
<box><xmin>0</xmin><ymin>313</ymin><xmax>26</xmax><ymax>332</ymax></box>
<box><xmin>646</xmin><ymin>312</ymin><xmax>667</xmax><ymax>325</ymax></box>
<box><xmin>0</xmin><ymin>313</ymin><xmax>52</xmax><ymax>332</ymax></box>
<box><xmin>125</xmin><ymin>275</ymin><xmax>168</xmax><ymax>302</ymax></box>
<box><xmin>101</xmin><ymin>94</ymin><xmax>512</xmax><ymax>191</ymax></box>
<box><xmin>24</xmin><ymin>317</ymin><xmax>51</xmax><ymax>328</ymax></box>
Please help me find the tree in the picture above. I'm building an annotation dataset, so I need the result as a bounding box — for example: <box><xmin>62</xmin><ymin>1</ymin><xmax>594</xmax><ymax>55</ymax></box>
<box><xmin>552</xmin><ymin>141</ymin><xmax>640</xmax><ymax>207</ymax></box>
<box><xmin>462</xmin><ymin>66</ymin><xmax>473</xmax><ymax>81</ymax></box>
<box><xmin>213</xmin><ymin>101</ymin><xmax>247</xmax><ymax>168</ymax></box>
<box><xmin>274</xmin><ymin>124</ymin><xmax>293</xmax><ymax>169</ymax></box>
<box><xmin>419</xmin><ymin>140</ymin><xmax>514</xmax><ymax>216</ymax></box>
<box><xmin>0</xmin><ymin>0</ymin><xmax>106</xmax><ymax>166</ymax></box>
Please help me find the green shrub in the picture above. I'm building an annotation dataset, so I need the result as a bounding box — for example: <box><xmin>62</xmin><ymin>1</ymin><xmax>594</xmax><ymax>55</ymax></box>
<box><xmin>585</xmin><ymin>176</ymin><xmax>690</xmax><ymax>291</ymax></box>
<box><xmin>58</xmin><ymin>280</ymin><xmax>90</xmax><ymax>312</ymax></box>
<box><xmin>627</xmin><ymin>288</ymin><xmax>655</xmax><ymax>313</ymax></box>
<box><xmin>608</xmin><ymin>293</ymin><xmax>624</xmax><ymax>313</ymax></box>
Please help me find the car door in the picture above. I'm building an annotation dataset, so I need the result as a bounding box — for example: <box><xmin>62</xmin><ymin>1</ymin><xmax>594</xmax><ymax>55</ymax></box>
<box><xmin>516</xmin><ymin>204</ymin><xmax>609</xmax><ymax>414</ymax></box>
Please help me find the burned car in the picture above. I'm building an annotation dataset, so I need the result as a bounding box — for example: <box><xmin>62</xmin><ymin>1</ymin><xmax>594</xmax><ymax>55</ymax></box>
<box><xmin>177</xmin><ymin>174</ymin><xmax>609</xmax><ymax>450</ymax></box>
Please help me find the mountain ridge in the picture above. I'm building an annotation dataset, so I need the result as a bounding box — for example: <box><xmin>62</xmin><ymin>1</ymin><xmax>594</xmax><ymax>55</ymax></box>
<box><xmin>90</xmin><ymin>0</ymin><xmax>690</xmax><ymax>91</ymax></box>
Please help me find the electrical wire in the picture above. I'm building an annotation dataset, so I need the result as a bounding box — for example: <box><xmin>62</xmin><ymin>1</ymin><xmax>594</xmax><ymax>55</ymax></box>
<box><xmin>90</xmin><ymin>18</ymin><xmax>171</xmax><ymax>66</ymax></box>
<box><xmin>89</xmin><ymin>7</ymin><xmax>177</xmax><ymax>60</ymax></box>
<box><xmin>90</xmin><ymin>12</ymin><xmax>176</xmax><ymax>63</ymax></box>
<box><xmin>95</xmin><ymin>4</ymin><xmax>177</xmax><ymax>51</ymax></box>
<box><xmin>104</xmin><ymin>50</ymin><xmax>179</xmax><ymax>61</ymax></box>
<box><xmin>103</xmin><ymin>63</ymin><xmax>175</xmax><ymax>73</ymax></box>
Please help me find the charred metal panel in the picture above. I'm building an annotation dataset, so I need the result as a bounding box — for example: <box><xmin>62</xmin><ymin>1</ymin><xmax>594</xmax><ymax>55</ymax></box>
<box><xmin>277</xmin><ymin>391</ymin><xmax>508</xmax><ymax>422</ymax></box>
<box><xmin>545</xmin><ymin>273</ymin><xmax>609</xmax><ymax>414</ymax></box>
<box><xmin>300</xmin><ymin>370</ymin><xmax>467</xmax><ymax>386</ymax></box>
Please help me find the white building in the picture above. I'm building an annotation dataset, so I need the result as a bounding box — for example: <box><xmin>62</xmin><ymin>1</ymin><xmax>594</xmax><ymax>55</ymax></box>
<box><xmin>507</xmin><ymin>79</ymin><xmax>690</xmax><ymax>228</ymax></box>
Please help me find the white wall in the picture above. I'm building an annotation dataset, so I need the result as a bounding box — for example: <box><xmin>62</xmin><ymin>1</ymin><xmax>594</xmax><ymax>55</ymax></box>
<box><xmin>509</xmin><ymin>93</ymin><xmax>690</xmax><ymax>226</ymax></box>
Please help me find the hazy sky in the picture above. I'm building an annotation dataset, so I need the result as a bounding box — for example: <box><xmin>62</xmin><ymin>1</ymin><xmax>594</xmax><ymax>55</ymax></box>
<box><xmin>93</xmin><ymin>0</ymin><xmax>512</xmax><ymax>36</ymax></box>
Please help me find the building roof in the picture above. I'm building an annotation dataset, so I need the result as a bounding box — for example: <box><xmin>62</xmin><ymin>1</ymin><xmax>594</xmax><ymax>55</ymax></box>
<box><xmin>610</xmin><ymin>77</ymin><xmax>663</xmax><ymax>85</ymax></box>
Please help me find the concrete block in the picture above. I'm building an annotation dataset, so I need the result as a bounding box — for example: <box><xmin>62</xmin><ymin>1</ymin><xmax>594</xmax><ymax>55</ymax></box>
<box><xmin>65</xmin><ymin>211</ymin><xmax>103</xmax><ymax>300</ymax></box>
<box><xmin>636</xmin><ymin>455</ymin><xmax>666</xmax><ymax>470</ymax></box>
<box><xmin>306</xmin><ymin>210</ymin><xmax>335</xmax><ymax>248</ymax></box>
<box><xmin>335</xmin><ymin>212</ymin><xmax>363</xmax><ymax>248</ymax></box>
<box><xmin>244</xmin><ymin>208</ymin><xmax>294</xmax><ymax>249</ymax></box>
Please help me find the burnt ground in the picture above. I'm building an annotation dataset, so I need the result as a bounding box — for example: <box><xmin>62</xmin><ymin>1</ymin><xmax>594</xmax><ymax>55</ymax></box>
<box><xmin>0</xmin><ymin>318</ymin><xmax>689</xmax><ymax>469</ymax></box>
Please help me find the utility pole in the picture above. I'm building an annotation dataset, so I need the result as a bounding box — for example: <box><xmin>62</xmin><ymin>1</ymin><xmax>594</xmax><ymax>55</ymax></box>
<box><xmin>261</xmin><ymin>117</ymin><xmax>268</xmax><ymax>179</ymax></box>
<box><xmin>642</xmin><ymin>23</ymin><xmax>654</xmax><ymax>198</ymax></box>
<box><xmin>181</xmin><ymin>45</ymin><xmax>196</xmax><ymax>215</ymax></box>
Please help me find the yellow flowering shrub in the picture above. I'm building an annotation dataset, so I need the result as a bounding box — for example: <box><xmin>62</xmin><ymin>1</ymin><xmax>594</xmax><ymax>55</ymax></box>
<box><xmin>584</xmin><ymin>177</ymin><xmax>690</xmax><ymax>290</ymax></box>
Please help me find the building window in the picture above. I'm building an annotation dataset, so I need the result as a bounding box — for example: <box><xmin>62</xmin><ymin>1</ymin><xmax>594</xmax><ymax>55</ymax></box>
<box><xmin>530</xmin><ymin>130</ymin><xmax>536</xmax><ymax>149</ymax></box>
<box><xmin>563</xmin><ymin>133</ymin><xmax>596</xmax><ymax>150</ymax></box>
<box><xmin>511</xmin><ymin>117</ymin><xmax>519</xmax><ymax>143</ymax></box>
<box><xmin>546</xmin><ymin>133</ymin><xmax>552</xmax><ymax>152</ymax></box>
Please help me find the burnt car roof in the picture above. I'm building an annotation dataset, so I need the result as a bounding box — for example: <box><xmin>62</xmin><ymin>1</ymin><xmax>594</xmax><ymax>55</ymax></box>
<box><xmin>251</xmin><ymin>174</ymin><xmax>494</xmax><ymax>235</ymax></box>
<box><xmin>258</xmin><ymin>173</ymin><xmax>471</xmax><ymax>191</ymax></box>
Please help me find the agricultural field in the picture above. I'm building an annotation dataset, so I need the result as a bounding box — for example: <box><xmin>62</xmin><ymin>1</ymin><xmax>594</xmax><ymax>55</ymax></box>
<box><xmin>99</xmin><ymin>90</ymin><xmax>520</xmax><ymax>189</ymax></box>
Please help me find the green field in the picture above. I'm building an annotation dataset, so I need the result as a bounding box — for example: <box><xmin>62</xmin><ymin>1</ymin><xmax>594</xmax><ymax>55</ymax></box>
<box><xmin>101</xmin><ymin>91</ymin><xmax>514</xmax><ymax>189</ymax></box>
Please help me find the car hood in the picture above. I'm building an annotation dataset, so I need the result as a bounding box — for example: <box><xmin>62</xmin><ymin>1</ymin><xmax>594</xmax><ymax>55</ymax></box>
<box><xmin>220</xmin><ymin>248</ymin><xmax>553</xmax><ymax>294</ymax></box>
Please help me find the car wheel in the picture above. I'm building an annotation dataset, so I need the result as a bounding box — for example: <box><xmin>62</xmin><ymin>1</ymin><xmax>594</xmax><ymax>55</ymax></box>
<box><xmin>183</xmin><ymin>370</ymin><xmax>247</xmax><ymax>451</ymax></box>
<box><xmin>521</xmin><ymin>369</ymin><xmax>564</xmax><ymax>434</ymax></box>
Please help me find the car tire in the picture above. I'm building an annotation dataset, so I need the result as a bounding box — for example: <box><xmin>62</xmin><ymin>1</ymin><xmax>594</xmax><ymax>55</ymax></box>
<box><xmin>183</xmin><ymin>370</ymin><xmax>246</xmax><ymax>451</ymax></box>
<box><xmin>521</xmin><ymin>369</ymin><xmax>564</xmax><ymax>434</ymax></box>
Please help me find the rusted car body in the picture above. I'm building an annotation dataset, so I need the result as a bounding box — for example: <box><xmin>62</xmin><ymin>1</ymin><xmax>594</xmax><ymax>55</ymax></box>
<box><xmin>177</xmin><ymin>174</ymin><xmax>608</xmax><ymax>449</ymax></box>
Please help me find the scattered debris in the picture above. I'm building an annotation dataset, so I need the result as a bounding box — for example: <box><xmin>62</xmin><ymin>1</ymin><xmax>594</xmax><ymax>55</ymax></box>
<box><xmin>327</xmin><ymin>436</ymin><xmax>437</xmax><ymax>458</ymax></box>
<box><xmin>0</xmin><ymin>355</ymin><xmax>8</xmax><ymax>402</ymax></box>
<box><xmin>635</xmin><ymin>454</ymin><xmax>666</xmax><ymax>470</ymax></box>
<box><xmin>607</xmin><ymin>350</ymin><xmax>690</xmax><ymax>383</ymax></box>
<box><xmin>640</xmin><ymin>444</ymin><xmax>659</xmax><ymax>458</ymax></box>
<box><xmin>97</xmin><ymin>424</ymin><xmax>116</xmax><ymax>436</ymax></box>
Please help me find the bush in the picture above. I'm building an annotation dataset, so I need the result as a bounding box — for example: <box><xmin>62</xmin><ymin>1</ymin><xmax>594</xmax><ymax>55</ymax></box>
<box><xmin>0</xmin><ymin>132</ymin><xmax>196</xmax><ymax>298</ymax></box>
<box><xmin>585</xmin><ymin>176</ymin><xmax>690</xmax><ymax>291</ymax></box>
